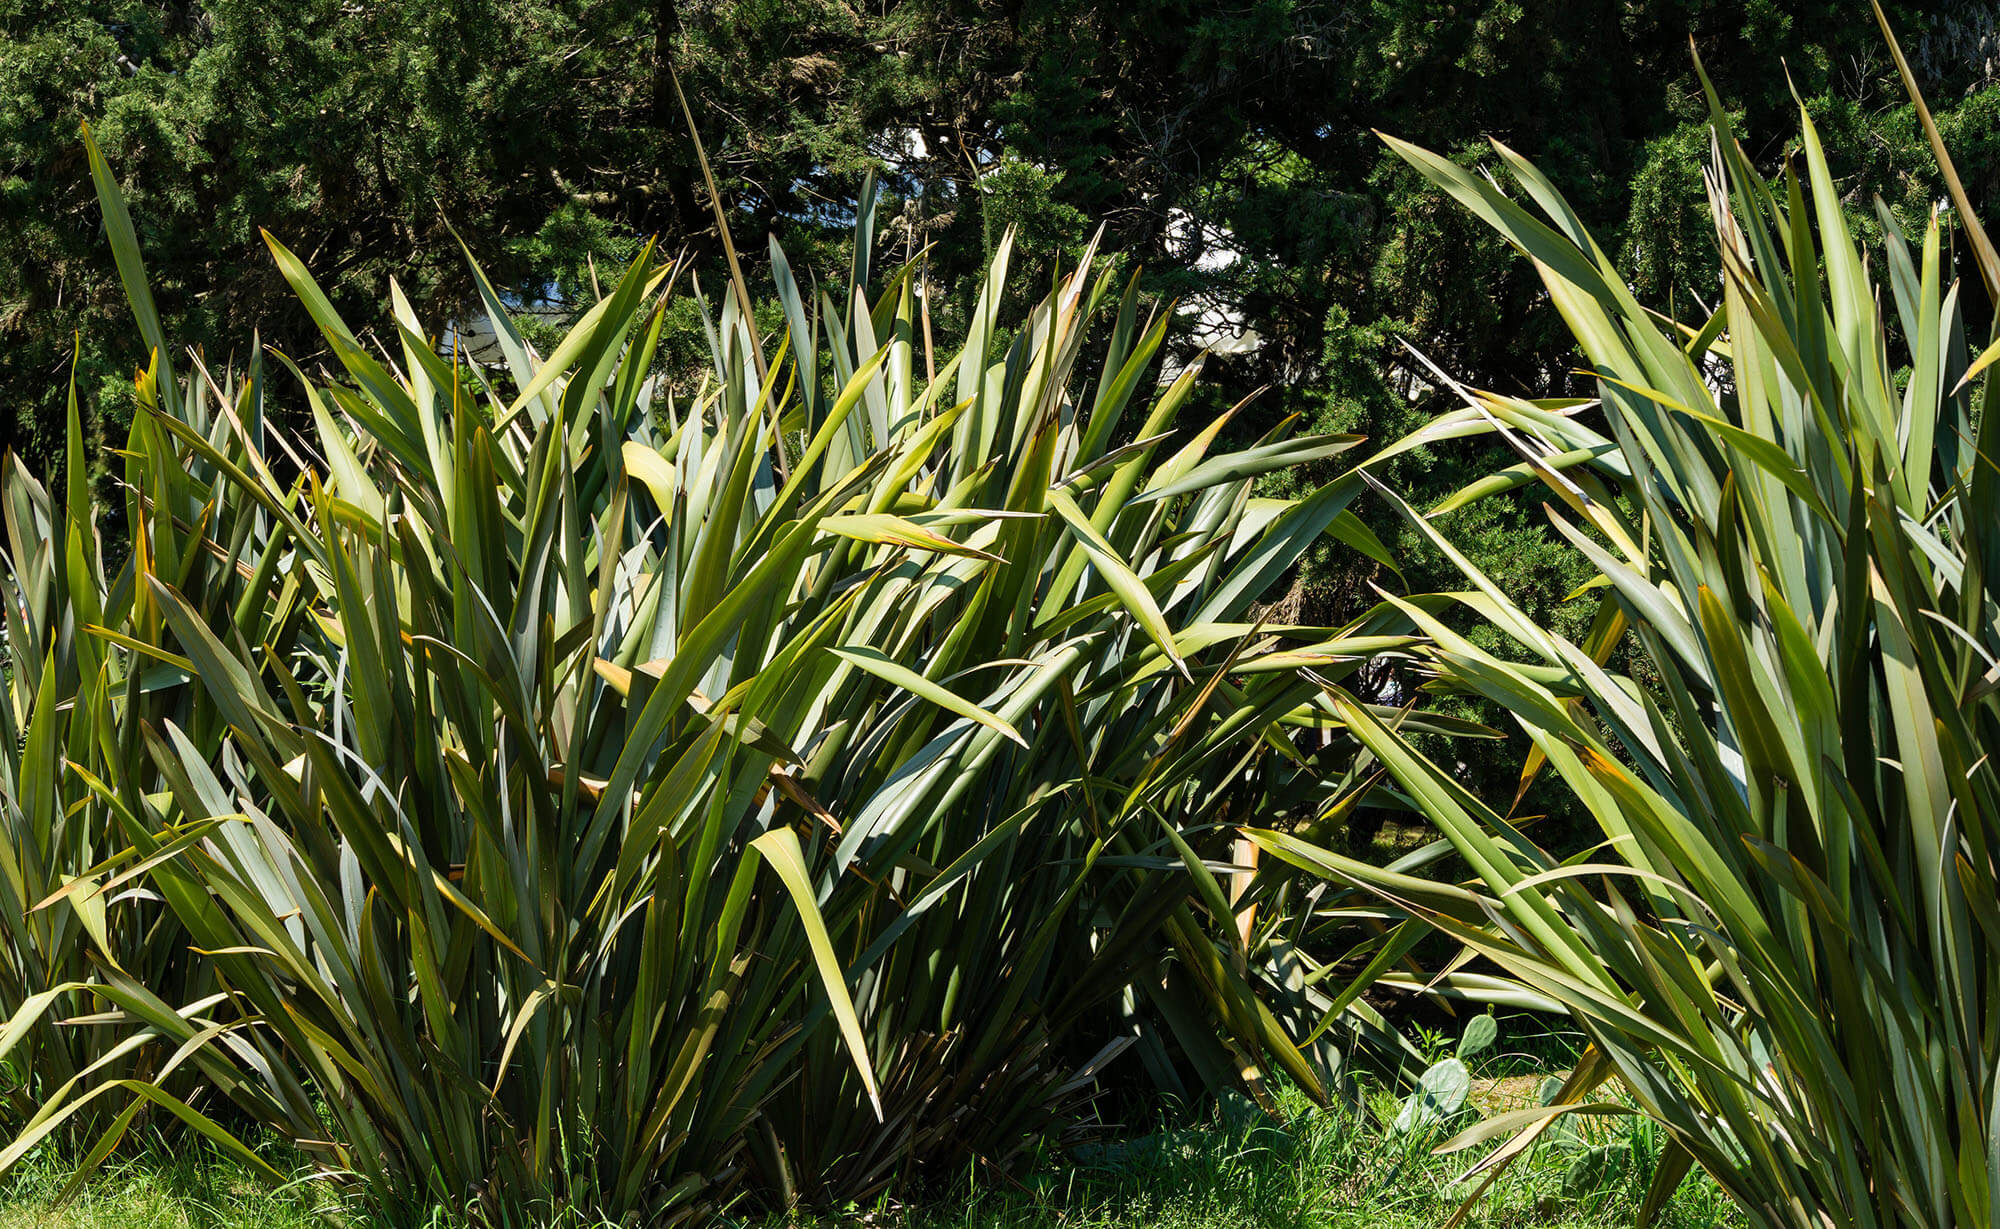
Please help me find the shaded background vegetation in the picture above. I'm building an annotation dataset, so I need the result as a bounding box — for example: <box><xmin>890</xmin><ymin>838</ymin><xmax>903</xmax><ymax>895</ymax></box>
<box><xmin>6</xmin><ymin>0</ymin><xmax>1999</xmax><ymax>822</ymax></box>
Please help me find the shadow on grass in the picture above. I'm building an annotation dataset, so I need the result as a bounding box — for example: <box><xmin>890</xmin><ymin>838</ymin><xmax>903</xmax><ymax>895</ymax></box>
<box><xmin>735</xmin><ymin>1074</ymin><xmax>1748</xmax><ymax>1229</ymax></box>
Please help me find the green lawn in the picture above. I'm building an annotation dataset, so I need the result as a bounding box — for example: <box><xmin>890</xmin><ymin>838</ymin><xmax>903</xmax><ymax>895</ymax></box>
<box><xmin>0</xmin><ymin>1077</ymin><xmax>1744</xmax><ymax>1229</ymax></box>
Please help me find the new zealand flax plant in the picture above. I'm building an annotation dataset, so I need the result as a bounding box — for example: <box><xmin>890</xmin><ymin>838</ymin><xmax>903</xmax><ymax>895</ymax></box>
<box><xmin>0</xmin><ymin>130</ymin><xmax>1490</xmax><ymax>1222</ymax></box>
<box><xmin>1249</xmin><ymin>13</ymin><xmax>2000</xmax><ymax>1228</ymax></box>
<box><xmin>0</xmin><ymin>131</ymin><xmax>336</xmax><ymax>1173</ymax></box>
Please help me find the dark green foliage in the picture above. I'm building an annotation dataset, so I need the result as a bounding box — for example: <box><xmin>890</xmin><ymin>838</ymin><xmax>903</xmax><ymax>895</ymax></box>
<box><xmin>7</xmin><ymin>2</ymin><xmax>1994</xmax><ymax>442</ymax></box>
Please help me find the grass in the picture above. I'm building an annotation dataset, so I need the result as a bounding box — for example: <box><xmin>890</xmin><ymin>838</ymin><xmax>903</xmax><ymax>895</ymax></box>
<box><xmin>0</xmin><ymin>1143</ymin><xmax>354</xmax><ymax>1229</ymax></box>
<box><xmin>0</xmin><ymin>1057</ymin><xmax>1745</xmax><ymax>1229</ymax></box>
